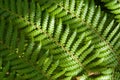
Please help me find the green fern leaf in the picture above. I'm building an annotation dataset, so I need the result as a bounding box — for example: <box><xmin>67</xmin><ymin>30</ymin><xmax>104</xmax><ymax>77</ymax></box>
<box><xmin>0</xmin><ymin>0</ymin><xmax>120</xmax><ymax>80</ymax></box>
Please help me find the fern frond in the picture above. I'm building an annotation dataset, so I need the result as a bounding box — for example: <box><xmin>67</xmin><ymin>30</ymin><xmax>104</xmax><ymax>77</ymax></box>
<box><xmin>0</xmin><ymin>17</ymin><xmax>64</xmax><ymax>80</ymax></box>
<box><xmin>0</xmin><ymin>1</ymin><xmax>103</xmax><ymax>79</ymax></box>
<box><xmin>0</xmin><ymin>17</ymin><xmax>26</xmax><ymax>79</ymax></box>
<box><xmin>0</xmin><ymin>0</ymin><xmax>119</xmax><ymax>80</ymax></box>
<box><xmin>101</xmin><ymin>0</ymin><xmax>120</xmax><ymax>22</ymax></box>
<box><xmin>39</xmin><ymin>0</ymin><xmax>119</xmax><ymax>65</ymax></box>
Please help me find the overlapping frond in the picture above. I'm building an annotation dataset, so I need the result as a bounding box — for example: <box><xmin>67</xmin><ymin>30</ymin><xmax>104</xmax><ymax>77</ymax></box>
<box><xmin>101</xmin><ymin>0</ymin><xmax>120</xmax><ymax>22</ymax></box>
<box><xmin>0</xmin><ymin>17</ymin><xmax>65</xmax><ymax>80</ymax></box>
<box><xmin>0</xmin><ymin>0</ymin><xmax>119</xmax><ymax>80</ymax></box>
<box><xmin>39</xmin><ymin>0</ymin><xmax>119</xmax><ymax>67</ymax></box>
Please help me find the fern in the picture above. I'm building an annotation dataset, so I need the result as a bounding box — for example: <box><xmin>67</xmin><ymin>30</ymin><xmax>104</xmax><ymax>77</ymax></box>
<box><xmin>0</xmin><ymin>0</ymin><xmax>120</xmax><ymax>80</ymax></box>
<box><xmin>38</xmin><ymin>0</ymin><xmax>120</xmax><ymax>61</ymax></box>
<box><xmin>101</xmin><ymin>0</ymin><xmax>120</xmax><ymax>22</ymax></box>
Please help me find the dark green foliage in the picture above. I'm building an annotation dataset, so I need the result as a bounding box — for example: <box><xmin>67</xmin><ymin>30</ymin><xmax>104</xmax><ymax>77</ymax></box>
<box><xmin>0</xmin><ymin>0</ymin><xmax>120</xmax><ymax>80</ymax></box>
